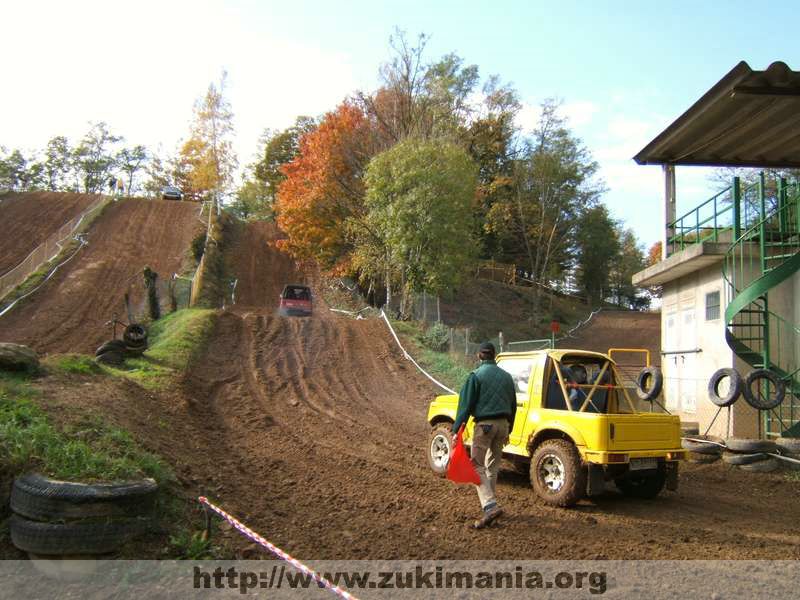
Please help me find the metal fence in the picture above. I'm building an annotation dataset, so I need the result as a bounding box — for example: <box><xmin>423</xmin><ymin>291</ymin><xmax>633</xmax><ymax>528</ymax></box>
<box><xmin>0</xmin><ymin>196</ymin><xmax>108</xmax><ymax>300</ymax></box>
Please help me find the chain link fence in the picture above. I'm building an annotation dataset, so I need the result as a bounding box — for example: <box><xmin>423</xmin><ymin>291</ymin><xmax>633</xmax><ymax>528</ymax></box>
<box><xmin>0</xmin><ymin>196</ymin><xmax>108</xmax><ymax>300</ymax></box>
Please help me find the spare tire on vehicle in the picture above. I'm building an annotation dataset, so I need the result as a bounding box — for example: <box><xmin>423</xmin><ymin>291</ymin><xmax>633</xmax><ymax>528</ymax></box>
<box><xmin>707</xmin><ymin>368</ymin><xmax>743</xmax><ymax>407</ymax></box>
<box><xmin>725</xmin><ymin>438</ymin><xmax>777</xmax><ymax>454</ymax></box>
<box><xmin>10</xmin><ymin>474</ymin><xmax>157</xmax><ymax>522</ymax></box>
<box><xmin>742</xmin><ymin>369</ymin><xmax>785</xmax><ymax>410</ymax></box>
<box><xmin>635</xmin><ymin>366</ymin><xmax>663</xmax><ymax>401</ymax></box>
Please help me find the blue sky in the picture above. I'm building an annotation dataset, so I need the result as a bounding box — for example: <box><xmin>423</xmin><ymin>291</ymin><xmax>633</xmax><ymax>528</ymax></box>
<box><xmin>3</xmin><ymin>0</ymin><xmax>798</xmax><ymax>247</ymax></box>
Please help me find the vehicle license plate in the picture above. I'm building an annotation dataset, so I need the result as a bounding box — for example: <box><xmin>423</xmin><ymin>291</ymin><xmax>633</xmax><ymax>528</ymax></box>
<box><xmin>629</xmin><ymin>458</ymin><xmax>658</xmax><ymax>471</ymax></box>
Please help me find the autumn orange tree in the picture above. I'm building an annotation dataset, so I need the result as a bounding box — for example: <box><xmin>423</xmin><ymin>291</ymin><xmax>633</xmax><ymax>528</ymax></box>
<box><xmin>275</xmin><ymin>102</ymin><xmax>380</xmax><ymax>273</ymax></box>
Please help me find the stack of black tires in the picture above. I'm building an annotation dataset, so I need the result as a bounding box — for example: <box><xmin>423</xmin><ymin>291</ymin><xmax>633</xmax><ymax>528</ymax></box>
<box><xmin>95</xmin><ymin>324</ymin><xmax>148</xmax><ymax>366</ymax></box>
<box><xmin>8</xmin><ymin>474</ymin><xmax>156</xmax><ymax>556</ymax></box>
<box><xmin>721</xmin><ymin>438</ymin><xmax>782</xmax><ymax>472</ymax></box>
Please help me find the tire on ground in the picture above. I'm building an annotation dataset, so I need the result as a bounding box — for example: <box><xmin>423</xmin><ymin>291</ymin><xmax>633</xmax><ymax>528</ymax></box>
<box><xmin>680</xmin><ymin>423</ymin><xmax>700</xmax><ymax>436</ymax></box>
<box><xmin>686</xmin><ymin>451</ymin><xmax>720</xmax><ymax>464</ymax></box>
<box><xmin>95</xmin><ymin>340</ymin><xmax>126</xmax><ymax>357</ymax></box>
<box><xmin>95</xmin><ymin>350</ymin><xmax>124</xmax><ymax>366</ymax></box>
<box><xmin>776</xmin><ymin>438</ymin><xmax>800</xmax><ymax>454</ymax></box>
<box><xmin>530</xmin><ymin>439</ymin><xmax>586</xmax><ymax>507</ymax></box>
<box><xmin>614</xmin><ymin>464</ymin><xmax>667</xmax><ymax>499</ymax></box>
<box><xmin>681</xmin><ymin>434</ymin><xmax>724</xmax><ymax>454</ymax></box>
<box><xmin>738</xmin><ymin>457</ymin><xmax>780</xmax><ymax>473</ymax></box>
<box><xmin>123</xmin><ymin>324</ymin><xmax>148</xmax><ymax>346</ymax></box>
<box><xmin>635</xmin><ymin>367</ymin><xmax>663</xmax><ymax>401</ymax></box>
<box><xmin>725</xmin><ymin>438</ymin><xmax>777</xmax><ymax>453</ymax></box>
<box><xmin>11</xmin><ymin>474</ymin><xmax>157</xmax><ymax>522</ymax></box>
<box><xmin>9</xmin><ymin>514</ymin><xmax>148</xmax><ymax>555</ymax></box>
<box><xmin>742</xmin><ymin>369</ymin><xmax>785</xmax><ymax>410</ymax></box>
<box><xmin>427</xmin><ymin>423</ymin><xmax>454</xmax><ymax>477</ymax></box>
<box><xmin>722</xmin><ymin>451</ymin><xmax>770</xmax><ymax>465</ymax></box>
<box><xmin>707</xmin><ymin>368</ymin><xmax>743</xmax><ymax>407</ymax></box>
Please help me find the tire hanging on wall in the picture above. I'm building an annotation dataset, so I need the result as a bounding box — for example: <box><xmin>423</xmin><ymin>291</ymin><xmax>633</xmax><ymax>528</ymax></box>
<box><xmin>742</xmin><ymin>369</ymin><xmax>785</xmax><ymax>410</ymax></box>
<box><xmin>707</xmin><ymin>368</ymin><xmax>743</xmax><ymax>407</ymax></box>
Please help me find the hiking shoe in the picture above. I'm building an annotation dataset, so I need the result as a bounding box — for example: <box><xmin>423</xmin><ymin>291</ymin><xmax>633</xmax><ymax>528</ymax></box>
<box><xmin>472</xmin><ymin>507</ymin><xmax>504</xmax><ymax>529</ymax></box>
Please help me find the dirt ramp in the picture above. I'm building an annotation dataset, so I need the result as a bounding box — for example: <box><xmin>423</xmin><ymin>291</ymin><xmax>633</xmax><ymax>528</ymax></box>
<box><xmin>558</xmin><ymin>310</ymin><xmax>661</xmax><ymax>365</ymax></box>
<box><xmin>227</xmin><ymin>220</ymin><xmax>307</xmax><ymax>307</ymax></box>
<box><xmin>0</xmin><ymin>192</ymin><xmax>101</xmax><ymax>273</ymax></box>
<box><xmin>0</xmin><ymin>198</ymin><xmax>203</xmax><ymax>354</ymax></box>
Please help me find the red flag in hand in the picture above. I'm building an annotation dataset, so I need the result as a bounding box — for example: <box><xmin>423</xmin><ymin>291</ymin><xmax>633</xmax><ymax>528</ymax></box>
<box><xmin>447</xmin><ymin>424</ymin><xmax>481</xmax><ymax>485</ymax></box>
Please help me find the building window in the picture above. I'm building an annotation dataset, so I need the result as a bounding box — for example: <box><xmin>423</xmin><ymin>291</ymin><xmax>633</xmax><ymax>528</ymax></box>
<box><xmin>705</xmin><ymin>291</ymin><xmax>720</xmax><ymax>321</ymax></box>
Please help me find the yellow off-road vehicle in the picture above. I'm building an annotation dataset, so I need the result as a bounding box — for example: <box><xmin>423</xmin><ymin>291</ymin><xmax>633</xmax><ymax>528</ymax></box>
<box><xmin>426</xmin><ymin>349</ymin><xmax>685</xmax><ymax>506</ymax></box>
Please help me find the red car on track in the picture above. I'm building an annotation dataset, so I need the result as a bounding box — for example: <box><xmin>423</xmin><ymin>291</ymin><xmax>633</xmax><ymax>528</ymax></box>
<box><xmin>278</xmin><ymin>284</ymin><xmax>313</xmax><ymax>317</ymax></box>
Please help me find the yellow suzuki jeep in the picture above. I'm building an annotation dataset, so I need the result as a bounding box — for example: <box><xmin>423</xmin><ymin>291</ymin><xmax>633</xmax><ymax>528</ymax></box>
<box><xmin>427</xmin><ymin>349</ymin><xmax>685</xmax><ymax>506</ymax></box>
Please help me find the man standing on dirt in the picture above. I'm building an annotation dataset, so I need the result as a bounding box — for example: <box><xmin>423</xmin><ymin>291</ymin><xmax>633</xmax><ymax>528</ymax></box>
<box><xmin>452</xmin><ymin>342</ymin><xmax>516</xmax><ymax>529</ymax></box>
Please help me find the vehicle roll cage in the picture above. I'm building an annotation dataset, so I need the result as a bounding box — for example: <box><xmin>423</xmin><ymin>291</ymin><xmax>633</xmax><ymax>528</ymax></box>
<box><xmin>551</xmin><ymin>357</ymin><xmax>639</xmax><ymax>414</ymax></box>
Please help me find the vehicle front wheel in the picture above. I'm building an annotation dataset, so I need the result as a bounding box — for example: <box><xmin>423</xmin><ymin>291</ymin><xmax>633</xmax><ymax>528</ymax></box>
<box><xmin>530</xmin><ymin>439</ymin><xmax>586</xmax><ymax>507</ymax></box>
<box><xmin>614</xmin><ymin>465</ymin><xmax>666</xmax><ymax>499</ymax></box>
<box><xmin>428</xmin><ymin>424</ymin><xmax>454</xmax><ymax>477</ymax></box>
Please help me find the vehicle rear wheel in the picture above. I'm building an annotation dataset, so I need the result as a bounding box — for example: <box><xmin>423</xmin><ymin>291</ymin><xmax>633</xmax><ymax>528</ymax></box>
<box><xmin>428</xmin><ymin>424</ymin><xmax>453</xmax><ymax>477</ymax></box>
<box><xmin>530</xmin><ymin>439</ymin><xmax>586</xmax><ymax>507</ymax></box>
<box><xmin>614</xmin><ymin>464</ymin><xmax>666</xmax><ymax>499</ymax></box>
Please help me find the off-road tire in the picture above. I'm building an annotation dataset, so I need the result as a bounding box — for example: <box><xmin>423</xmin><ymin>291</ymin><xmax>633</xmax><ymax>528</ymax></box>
<box><xmin>707</xmin><ymin>368</ymin><xmax>743</xmax><ymax>407</ymax></box>
<box><xmin>95</xmin><ymin>340</ymin><xmax>126</xmax><ymax>357</ymax></box>
<box><xmin>9</xmin><ymin>514</ymin><xmax>148</xmax><ymax>555</ymax></box>
<box><xmin>10</xmin><ymin>474</ymin><xmax>157</xmax><ymax>522</ymax></box>
<box><xmin>614</xmin><ymin>464</ymin><xmax>667</xmax><ymax>499</ymax></box>
<box><xmin>428</xmin><ymin>424</ymin><xmax>454</xmax><ymax>477</ymax></box>
<box><xmin>95</xmin><ymin>350</ymin><xmax>124</xmax><ymax>366</ymax></box>
<box><xmin>725</xmin><ymin>438</ymin><xmax>777</xmax><ymax>453</ymax></box>
<box><xmin>635</xmin><ymin>367</ymin><xmax>663</xmax><ymax>401</ymax></box>
<box><xmin>530</xmin><ymin>439</ymin><xmax>586</xmax><ymax>507</ymax></box>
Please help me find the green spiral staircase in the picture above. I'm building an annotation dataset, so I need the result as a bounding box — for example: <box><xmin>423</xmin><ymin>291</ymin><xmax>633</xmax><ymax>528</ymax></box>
<box><xmin>671</xmin><ymin>174</ymin><xmax>800</xmax><ymax>438</ymax></box>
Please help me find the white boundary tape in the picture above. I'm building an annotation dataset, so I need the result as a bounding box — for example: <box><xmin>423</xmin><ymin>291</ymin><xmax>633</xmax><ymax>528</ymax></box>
<box><xmin>199</xmin><ymin>497</ymin><xmax>358</xmax><ymax>600</ymax></box>
<box><xmin>380</xmin><ymin>310</ymin><xmax>456</xmax><ymax>395</ymax></box>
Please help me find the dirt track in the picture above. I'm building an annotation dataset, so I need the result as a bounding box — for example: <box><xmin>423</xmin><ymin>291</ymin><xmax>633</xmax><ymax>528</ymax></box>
<box><xmin>8</xmin><ymin>219</ymin><xmax>800</xmax><ymax>560</ymax></box>
<box><xmin>0</xmin><ymin>192</ymin><xmax>101</xmax><ymax>273</ymax></box>
<box><xmin>0</xmin><ymin>197</ymin><xmax>202</xmax><ymax>354</ymax></box>
<box><xmin>560</xmin><ymin>310</ymin><xmax>662</xmax><ymax>366</ymax></box>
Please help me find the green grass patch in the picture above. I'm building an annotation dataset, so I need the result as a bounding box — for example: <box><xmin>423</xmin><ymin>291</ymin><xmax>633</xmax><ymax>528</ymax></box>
<box><xmin>390</xmin><ymin>319</ymin><xmax>473</xmax><ymax>392</ymax></box>
<box><xmin>43</xmin><ymin>353</ymin><xmax>101</xmax><ymax>375</ymax></box>
<box><xmin>106</xmin><ymin>308</ymin><xmax>217</xmax><ymax>389</ymax></box>
<box><xmin>0</xmin><ymin>377</ymin><xmax>170</xmax><ymax>484</ymax></box>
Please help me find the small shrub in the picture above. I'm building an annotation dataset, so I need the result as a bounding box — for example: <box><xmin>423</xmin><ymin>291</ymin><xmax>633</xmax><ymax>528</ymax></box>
<box><xmin>191</xmin><ymin>232</ymin><xmax>207</xmax><ymax>262</ymax></box>
<box><xmin>422</xmin><ymin>322</ymin><xmax>450</xmax><ymax>352</ymax></box>
<box><xmin>45</xmin><ymin>354</ymin><xmax>100</xmax><ymax>375</ymax></box>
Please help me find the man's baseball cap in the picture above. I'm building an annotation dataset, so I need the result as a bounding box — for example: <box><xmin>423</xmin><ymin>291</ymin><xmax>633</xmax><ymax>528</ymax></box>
<box><xmin>479</xmin><ymin>342</ymin><xmax>496</xmax><ymax>354</ymax></box>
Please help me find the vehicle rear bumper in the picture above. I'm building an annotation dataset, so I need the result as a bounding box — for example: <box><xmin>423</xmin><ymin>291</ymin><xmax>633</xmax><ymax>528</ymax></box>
<box><xmin>581</xmin><ymin>448</ymin><xmax>686</xmax><ymax>464</ymax></box>
<box><xmin>279</xmin><ymin>308</ymin><xmax>312</xmax><ymax>317</ymax></box>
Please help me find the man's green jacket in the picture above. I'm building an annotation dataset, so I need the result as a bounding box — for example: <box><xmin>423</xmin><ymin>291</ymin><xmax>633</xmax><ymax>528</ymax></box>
<box><xmin>452</xmin><ymin>359</ymin><xmax>517</xmax><ymax>433</ymax></box>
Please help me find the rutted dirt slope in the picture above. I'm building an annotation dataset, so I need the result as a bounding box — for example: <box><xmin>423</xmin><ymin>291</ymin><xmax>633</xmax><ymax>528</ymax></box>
<box><xmin>0</xmin><ymin>192</ymin><xmax>101</xmax><ymax>273</ymax></box>
<box><xmin>559</xmin><ymin>310</ymin><xmax>662</xmax><ymax>366</ymax></box>
<box><xmin>0</xmin><ymin>198</ymin><xmax>203</xmax><ymax>354</ymax></box>
<box><xmin>151</xmin><ymin>222</ymin><xmax>800</xmax><ymax>559</ymax></box>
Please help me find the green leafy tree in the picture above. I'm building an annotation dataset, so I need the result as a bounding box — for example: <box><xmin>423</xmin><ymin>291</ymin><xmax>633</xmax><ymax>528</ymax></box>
<box><xmin>611</xmin><ymin>228</ymin><xmax>649</xmax><ymax>309</ymax></box>
<box><xmin>43</xmin><ymin>136</ymin><xmax>74</xmax><ymax>191</ymax></box>
<box><xmin>116</xmin><ymin>145</ymin><xmax>148</xmax><ymax>196</ymax></box>
<box><xmin>73</xmin><ymin>122</ymin><xmax>122</xmax><ymax>193</ymax></box>
<box><xmin>575</xmin><ymin>204</ymin><xmax>619</xmax><ymax>305</ymax></box>
<box><xmin>362</xmin><ymin>138</ymin><xmax>478</xmax><ymax>307</ymax></box>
